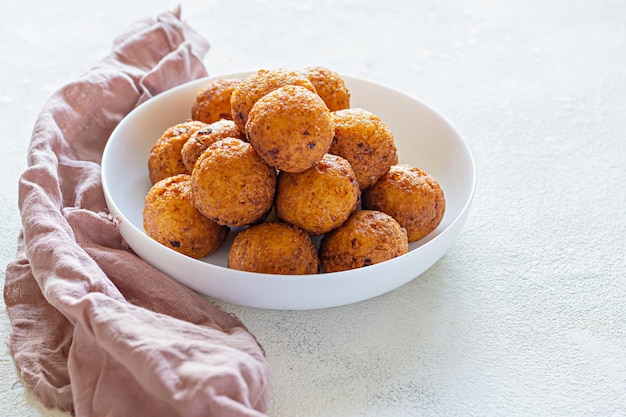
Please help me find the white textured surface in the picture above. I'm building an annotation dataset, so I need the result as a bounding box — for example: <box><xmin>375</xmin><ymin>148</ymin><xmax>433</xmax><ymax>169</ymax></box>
<box><xmin>1</xmin><ymin>1</ymin><xmax>625</xmax><ymax>416</ymax></box>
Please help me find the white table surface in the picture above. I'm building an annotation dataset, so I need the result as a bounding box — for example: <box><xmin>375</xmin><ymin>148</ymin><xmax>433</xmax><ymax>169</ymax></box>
<box><xmin>1</xmin><ymin>1</ymin><xmax>625</xmax><ymax>416</ymax></box>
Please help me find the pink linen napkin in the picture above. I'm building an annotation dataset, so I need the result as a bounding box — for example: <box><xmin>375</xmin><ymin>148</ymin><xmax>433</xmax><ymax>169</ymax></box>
<box><xmin>3</xmin><ymin>7</ymin><xmax>271</xmax><ymax>417</ymax></box>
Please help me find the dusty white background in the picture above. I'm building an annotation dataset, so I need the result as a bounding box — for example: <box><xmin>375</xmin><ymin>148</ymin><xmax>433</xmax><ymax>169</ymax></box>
<box><xmin>1</xmin><ymin>0</ymin><xmax>625</xmax><ymax>416</ymax></box>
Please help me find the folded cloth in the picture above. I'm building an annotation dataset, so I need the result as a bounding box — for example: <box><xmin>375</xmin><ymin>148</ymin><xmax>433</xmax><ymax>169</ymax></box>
<box><xmin>3</xmin><ymin>7</ymin><xmax>271</xmax><ymax>417</ymax></box>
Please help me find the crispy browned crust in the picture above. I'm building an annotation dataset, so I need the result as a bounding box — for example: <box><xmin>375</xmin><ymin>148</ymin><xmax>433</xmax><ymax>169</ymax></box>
<box><xmin>319</xmin><ymin>210</ymin><xmax>408</xmax><ymax>272</ymax></box>
<box><xmin>143</xmin><ymin>174</ymin><xmax>229</xmax><ymax>258</ymax></box>
<box><xmin>228</xmin><ymin>222</ymin><xmax>319</xmax><ymax>275</ymax></box>
<box><xmin>362</xmin><ymin>164</ymin><xmax>445</xmax><ymax>242</ymax></box>
<box><xmin>329</xmin><ymin>108</ymin><xmax>398</xmax><ymax>190</ymax></box>
<box><xmin>190</xmin><ymin>137</ymin><xmax>276</xmax><ymax>227</ymax></box>
<box><xmin>191</xmin><ymin>78</ymin><xmax>241</xmax><ymax>124</ymax></box>
<box><xmin>230</xmin><ymin>68</ymin><xmax>317</xmax><ymax>133</ymax></box>
<box><xmin>301</xmin><ymin>66</ymin><xmax>350</xmax><ymax>112</ymax></box>
<box><xmin>148</xmin><ymin>120</ymin><xmax>208</xmax><ymax>184</ymax></box>
<box><xmin>246</xmin><ymin>85</ymin><xmax>334</xmax><ymax>173</ymax></box>
<box><xmin>275</xmin><ymin>153</ymin><xmax>360</xmax><ymax>235</ymax></box>
<box><xmin>181</xmin><ymin>119</ymin><xmax>245</xmax><ymax>172</ymax></box>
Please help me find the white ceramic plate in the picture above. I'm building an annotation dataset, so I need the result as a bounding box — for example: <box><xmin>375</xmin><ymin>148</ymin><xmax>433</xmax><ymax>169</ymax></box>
<box><xmin>102</xmin><ymin>72</ymin><xmax>476</xmax><ymax>310</ymax></box>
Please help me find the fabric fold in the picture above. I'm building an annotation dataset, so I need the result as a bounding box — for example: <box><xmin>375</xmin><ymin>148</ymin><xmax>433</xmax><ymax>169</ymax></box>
<box><xmin>4</xmin><ymin>7</ymin><xmax>271</xmax><ymax>417</ymax></box>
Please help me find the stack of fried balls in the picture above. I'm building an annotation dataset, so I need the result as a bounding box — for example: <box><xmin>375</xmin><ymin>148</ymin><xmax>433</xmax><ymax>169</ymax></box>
<box><xmin>143</xmin><ymin>67</ymin><xmax>445</xmax><ymax>274</ymax></box>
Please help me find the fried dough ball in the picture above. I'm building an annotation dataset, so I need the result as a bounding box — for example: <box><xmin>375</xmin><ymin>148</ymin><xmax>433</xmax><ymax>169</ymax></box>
<box><xmin>190</xmin><ymin>137</ymin><xmax>276</xmax><ymax>227</ymax></box>
<box><xmin>230</xmin><ymin>68</ymin><xmax>317</xmax><ymax>133</ymax></box>
<box><xmin>228</xmin><ymin>222</ymin><xmax>319</xmax><ymax>275</ymax></box>
<box><xmin>330</xmin><ymin>108</ymin><xmax>398</xmax><ymax>190</ymax></box>
<box><xmin>181</xmin><ymin>119</ymin><xmax>245</xmax><ymax>172</ymax></box>
<box><xmin>301</xmin><ymin>66</ymin><xmax>350</xmax><ymax>112</ymax></box>
<box><xmin>148</xmin><ymin>120</ymin><xmax>208</xmax><ymax>184</ymax></box>
<box><xmin>362</xmin><ymin>164</ymin><xmax>445</xmax><ymax>242</ymax></box>
<box><xmin>191</xmin><ymin>78</ymin><xmax>240</xmax><ymax>124</ymax></box>
<box><xmin>275</xmin><ymin>154</ymin><xmax>360</xmax><ymax>235</ymax></box>
<box><xmin>319</xmin><ymin>210</ymin><xmax>408</xmax><ymax>273</ymax></box>
<box><xmin>143</xmin><ymin>174</ymin><xmax>229</xmax><ymax>258</ymax></box>
<box><xmin>246</xmin><ymin>85</ymin><xmax>334</xmax><ymax>173</ymax></box>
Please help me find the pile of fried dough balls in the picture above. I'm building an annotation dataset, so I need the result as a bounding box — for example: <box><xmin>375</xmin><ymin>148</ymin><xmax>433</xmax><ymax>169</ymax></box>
<box><xmin>144</xmin><ymin>67</ymin><xmax>445</xmax><ymax>274</ymax></box>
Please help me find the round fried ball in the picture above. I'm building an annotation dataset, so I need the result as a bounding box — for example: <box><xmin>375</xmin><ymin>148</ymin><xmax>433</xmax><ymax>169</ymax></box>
<box><xmin>143</xmin><ymin>174</ymin><xmax>229</xmax><ymax>258</ymax></box>
<box><xmin>362</xmin><ymin>164</ymin><xmax>445</xmax><ymax>242</ymax></box>
<box><xmin>148</xmin><ymin>120</ymin><xmax>208</xmax><ymax>184</ymax></box>
<box><xmin>330</xmin><ymin>108</ymin><xmax>398</xmax><ymax>190</ymax></box>
<box><xmin>191</xmin><ymin>78</ymin><xmax>241</xmax><ymax>124</ymax></box>
<box><xmin>181</xmin><ymin>119</ymin><xmax>245</xmax><ymax>172</ymax></box>
<box><xmin>275</xmin><ymin>154</ymin><xmax>360</xmax><ymax>235</ymax></box>
<box><xmin>228</xmin><ymin>222</ymin><xmax>319</xmax><ymax>275</ymax></box>
<box><xmin>230</xmin><ymin>68</ymin><xmax>317</xmax><ymax>133</ymax></box>
<box><xmin>319</xmin><ymin>210</ymin><xmax>408</xmax><ymax>273</ymax></box>
<box><xmin>246</xmin><ymin>85</ymin><xmax>334</xmax><ymax>173</ymax></box>
<box><xmin>190</xmin><ymin>137</ymin><xmax>276</xmax><ymax>227</ymax></box>
<box><xmin>301</xmin><ymin>66</ymin><xmax>350</xmax><ymax>112</ymax></box>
